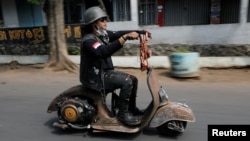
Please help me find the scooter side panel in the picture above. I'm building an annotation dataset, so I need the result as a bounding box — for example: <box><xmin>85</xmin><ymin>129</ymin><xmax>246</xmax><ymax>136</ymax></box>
<box><xmin>149</xmin><ymin>101</ymin><xmax>196</xmax><ymax>127</ymax></box>
<box><xmin>47</xmin><ymin>85</ymin><xmax>100</xmax><ymax>113</ymax></box>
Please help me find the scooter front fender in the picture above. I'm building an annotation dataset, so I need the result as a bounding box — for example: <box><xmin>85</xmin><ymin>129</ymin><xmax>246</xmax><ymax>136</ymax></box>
<box><xmin>149</xmin><ymin>101</ymin><xmax>196</xmax><ymax>128</ymax></box>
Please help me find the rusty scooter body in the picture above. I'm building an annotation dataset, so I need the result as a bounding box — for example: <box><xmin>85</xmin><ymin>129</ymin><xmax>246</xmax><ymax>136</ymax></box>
<box><xmin>47</xmin><ymin>33</ymin><xmax>195</xmax><ymax>136</ymax></box>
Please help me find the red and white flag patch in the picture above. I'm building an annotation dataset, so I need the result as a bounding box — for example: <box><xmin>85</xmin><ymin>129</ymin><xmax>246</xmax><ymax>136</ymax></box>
<box><xmin>92</xmin><ymin>42</ymin><xmax>101</xmax><ymax>49</ymax></box>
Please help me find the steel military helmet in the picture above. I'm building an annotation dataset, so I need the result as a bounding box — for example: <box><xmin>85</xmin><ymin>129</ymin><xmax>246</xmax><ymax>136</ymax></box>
<box><xmin>84</xmin><ymin>6</ymin><xmax>107</xmax><ymax>25</ymax></box>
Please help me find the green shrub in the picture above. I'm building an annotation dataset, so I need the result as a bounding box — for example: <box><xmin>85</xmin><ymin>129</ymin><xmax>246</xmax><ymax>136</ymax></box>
<box><xmin>67</xmin><ymin>46</ymin><xmax>80</xmax><ymax>55</ymax></box>
<box><xmin>174</xmin><ymin>47</ymin><xmax>190</xmax><ymax>53</ymax></box>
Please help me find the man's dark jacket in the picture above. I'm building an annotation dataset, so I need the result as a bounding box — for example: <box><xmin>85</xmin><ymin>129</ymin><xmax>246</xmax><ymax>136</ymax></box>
<box><xmin>80</xmin><ymin>30</ymin><xmax>146</xmax><ymax>91</ymax></box>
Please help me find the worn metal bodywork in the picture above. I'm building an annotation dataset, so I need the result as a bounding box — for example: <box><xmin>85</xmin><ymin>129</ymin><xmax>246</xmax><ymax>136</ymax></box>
<box><xmin>47</xmin><ymin>67</ymin><xmax>196</xmax><ymax>133</ymax></box>
<box><xmin>149</xmin><ymin>101</ymin><xmax>195</xmax><ymax>128</ymax></box>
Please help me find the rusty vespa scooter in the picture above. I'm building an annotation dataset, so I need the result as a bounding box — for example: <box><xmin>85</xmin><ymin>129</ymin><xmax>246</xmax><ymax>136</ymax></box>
<box><xmin>47</xmin><ymin>32</ymin><xmax>195</xmax><ymax>136</ymax></box>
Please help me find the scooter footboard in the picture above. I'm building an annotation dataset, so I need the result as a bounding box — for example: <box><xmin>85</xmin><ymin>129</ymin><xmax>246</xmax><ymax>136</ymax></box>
<box><xmin>149</xmin><ymin>101</ymin><xmax>196</xmax><ymax>127</ymax></box>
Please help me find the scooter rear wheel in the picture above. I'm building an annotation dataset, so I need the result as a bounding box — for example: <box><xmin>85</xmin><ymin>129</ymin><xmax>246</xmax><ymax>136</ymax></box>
<box><xmin>157</xmin><ymin>120</ymin><xmax>187</xmax><ymax>136</ymax></box>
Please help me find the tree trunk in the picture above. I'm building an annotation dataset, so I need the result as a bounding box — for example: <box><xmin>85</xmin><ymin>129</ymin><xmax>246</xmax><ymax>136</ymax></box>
<box><xmin>43</xmin><ymin>0</ymin><xmax>78</xmax><ymax>73</ymax></box>
<box><xmin>45</xmin><ymin>0</ymin><xmax>57</xmax><ymax>66</ymax></box>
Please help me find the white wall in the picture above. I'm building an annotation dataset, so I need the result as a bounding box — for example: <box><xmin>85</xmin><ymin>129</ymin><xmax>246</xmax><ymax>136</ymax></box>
<box><xmin>108</xmin><ymin>22</ymin><xmax>250</xmax><ymax>45</ymax></box>
<box><xmin>146</xmin><ymin>23</ymin><xmax>250</xmax><ymax>44</ymax></box>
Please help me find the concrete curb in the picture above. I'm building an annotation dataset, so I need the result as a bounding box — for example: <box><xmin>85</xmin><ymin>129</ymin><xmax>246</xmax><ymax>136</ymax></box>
<box><xmin>0</xmin><ymin>55</ymin><xmax>250</xmax><ymax>68</ymax></box>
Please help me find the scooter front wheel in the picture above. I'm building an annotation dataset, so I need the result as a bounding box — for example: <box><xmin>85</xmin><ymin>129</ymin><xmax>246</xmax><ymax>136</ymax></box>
<box><xmin>156</xmin><ymin>120</ymin><xmax>187</xmax><ymax>136</ymax></box>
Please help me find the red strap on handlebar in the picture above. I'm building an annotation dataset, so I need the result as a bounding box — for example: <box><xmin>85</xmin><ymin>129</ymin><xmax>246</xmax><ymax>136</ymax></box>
<box><xmin>139</xmin><ymin>32</ymin><xmax>151</xmax><ymax>71</ymax></box>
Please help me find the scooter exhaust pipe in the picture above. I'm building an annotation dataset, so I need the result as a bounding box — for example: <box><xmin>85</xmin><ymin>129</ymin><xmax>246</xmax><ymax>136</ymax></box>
<box><xmin>53</xmin><ymin>122</ymin><xmax>91</xmax><ymax>130</ymax></box>
<box><xmin>68</xmin><ymin>123</ymin><xmax>91</xmax><ymax>130</ymax></box>
<box><xmin>53</xmin><ymin>122</ymin><xmax>69</xmax><ymax>129</ymax></box>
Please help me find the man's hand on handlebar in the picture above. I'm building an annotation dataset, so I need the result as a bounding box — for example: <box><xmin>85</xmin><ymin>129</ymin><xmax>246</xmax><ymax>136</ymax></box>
<box><xmin>123</xmin><ymin>30</ymin><xmax>152</xmax><ymax>41</ymax></box>
<box><xmin>123</xmin><ymin>32</ymin><xmax>139</xmax><ymax>40</ymax></box>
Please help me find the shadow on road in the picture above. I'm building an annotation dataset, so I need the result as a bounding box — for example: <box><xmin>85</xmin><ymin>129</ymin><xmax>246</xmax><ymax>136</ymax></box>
<box><xmin>158</xmin><ymin>70</ymin><xmax>201</xmax><ymax>82</ymax></box>
<box><xmin>44</xmin><ymin>118</ymin><xmax>181</xmax><ymax>139</ymax></box>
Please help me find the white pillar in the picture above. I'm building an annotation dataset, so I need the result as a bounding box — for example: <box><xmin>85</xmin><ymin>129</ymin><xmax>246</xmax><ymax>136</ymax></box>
<box><xmin>130</xmin><ymin>0</ymin><xmax>138</xmax><ymax>24</ymax></box>
<box><xmin>239</xmin><ymin>0</ymin><xmax>249</xmax><ymax>24</ymax></box>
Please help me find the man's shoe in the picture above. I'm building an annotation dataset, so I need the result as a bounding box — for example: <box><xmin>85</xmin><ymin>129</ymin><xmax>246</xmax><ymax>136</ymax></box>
<box><xmin>129</xmin><ymin>107</ymin><xmax>144</xmax><ymax>116</ymax></box>
<box><xmin>135</xmin><ymin>107</ymin><xmax>144</xmax><ymax>115</ymax></box>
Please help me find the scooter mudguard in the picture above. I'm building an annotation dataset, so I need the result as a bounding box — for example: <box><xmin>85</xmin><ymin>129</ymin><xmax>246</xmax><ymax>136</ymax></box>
<box><xmin>149</xmin><ymin>101</ymin><xmax>196</xmax><ymax>128</ymax></box>
<box><xmin>47</xmin><ymin>85</ymin><xmax>100</xmax><ymax>113</ymax></box>
<box><xmin>47</xmin><ymin>85</ymin><xmax>84</xmax><ymax>113</ymax></box>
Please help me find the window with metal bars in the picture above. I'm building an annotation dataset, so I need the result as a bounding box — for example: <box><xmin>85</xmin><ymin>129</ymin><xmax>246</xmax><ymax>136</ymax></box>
<box><xmin>64</xmin><ymin>0</ymin><xmax>131</xmax><ymax>23</ymax></box>
<box><xmin>138</xmin><ymin>0</ymin><xmax>157</xmax><ymax>25</ymax></box>
<box><xmin>112</xmin><ymin>0</ymin><xmax>131</xmax><ymax>21</ymax></box>
<box><xmin>64</xmin><ymin>0</ymin><xmax>86</xmax><ymax>24</ymax></box>
<box><xmin>220</xmin><ymin>0</ymin><xmax>240</xmax><ymax>24</ymax></box>
<box><xmin>162</xmin><ymin>0</ymin><xmax>240</xmax><ymax>26</ymax></box>
<box><xmin>164</xmin><ymin>0</ymin><xmax>210</xmax><ymax>26</ymax></box>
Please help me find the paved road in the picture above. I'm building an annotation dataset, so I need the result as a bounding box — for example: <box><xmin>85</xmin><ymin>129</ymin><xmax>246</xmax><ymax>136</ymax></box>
<box><xmin>0</xmin><ymin>69</ymin><xmax>250</xmax><ymax>141</ymax></box>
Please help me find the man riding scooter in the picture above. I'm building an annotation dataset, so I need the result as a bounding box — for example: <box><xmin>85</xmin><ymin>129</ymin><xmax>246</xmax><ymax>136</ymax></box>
<box><xmin>47</xmin><ymin>6</ymin><xmax>195</xmax><ymax>136</ymax></box>
<box><xmin>80</xmin><ymin>6</ymin><xmax>149</xmax><ymax>126</ymax></box>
